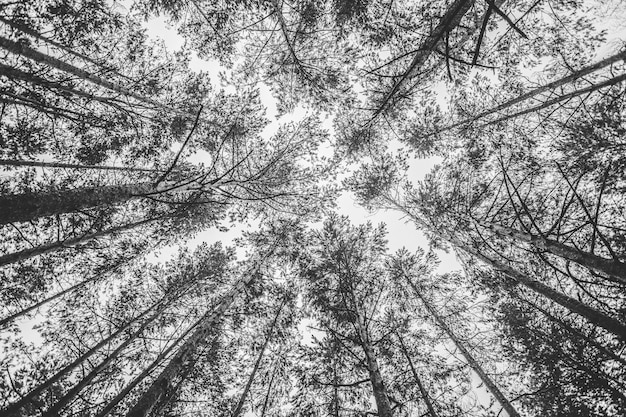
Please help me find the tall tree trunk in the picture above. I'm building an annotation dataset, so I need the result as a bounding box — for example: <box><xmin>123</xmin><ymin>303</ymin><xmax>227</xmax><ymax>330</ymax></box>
<box><xmin>260</xmin><ymin>366</ymin><xmax>276</xmax><ymax>417</ymax></box>
<box><xmin>382</xmin><ymin>197</ymin><xmax>626</xmax><ymax>340</ymax></box>
<box><xmin>396</xmin><ymin>333</ymin><xmax>438</xmax><ymax>417</ymax></box>
<box><xmin>354</xmin><ymin>307</ymin><xmax>394</xmax><ymax>417</ymax></box>
<box><xmin>4</xmin><ymin>292</ymin><xmax>175</xmax><ymax>417</ymax></box>
<box><xmin>372</xmin><ymin>0</ymin><xmax>474</xmax><ymax>118</ymax></box>
<box><xmin>0</xmin><ymin>254</ymin><xmax>138</xmax><ymax>328</ymax></box>
<box><xmin>0</xmin><ymin>35</ymin><xmax>195</xmax><ymax>119</ymax></box>
<box><xmin>124</xmin><ymin>273</ymin><xmax>256</xmax><ymax>417</ymax></box>
<box><xmin>0</xmin><ymin>16</ymin><xmax>134</xmax><ymax>82</ymax></box>
<box><xmin>0</xmin><ymin>215</ymin><xmax>164</xmax><ymax>267</ymax></box>
<box><xmin>0</xmin><ymin>159</ymin><xmax>165</xmax><ymax>173</ymax></box>
<box><xmin>478</xmin><ymin>220</ymin><xmax>626</xmax><ymax>284</ymax></box>
<box><xmin>231</xmin><ymin>299</ymin><xmax>286</xmax><ymax>417</ymax></box>
<box><xmin>451</xmin><ymin>237</ymin><xmax>626</xmax><ymax>339</ymax></box>
<box><xmin>0</xmin><ymin>181</ymin><xmax>188</xmax><ymax>225</ymax></box>
<box><xmin>404</xmin><ymin>276</ymin><xmax>520</xmax><ymax>417</ymax></box>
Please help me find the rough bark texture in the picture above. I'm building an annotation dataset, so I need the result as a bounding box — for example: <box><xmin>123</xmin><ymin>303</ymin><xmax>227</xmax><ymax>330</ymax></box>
<box><xmin>406</xmin><ymin>278</ymin><xmax>520</xmax><ymax>417</ymax></box>
<box><xmin>479</xmin><ymin>221</ymin><xmax>626</xmax><ymax>284</ymax></box>
<box><xmin>0</xmin><ymin>159</ymin><xmax>164</xmax><ymax>172</ymax></box>
<box><xmin>0</xmin><ymin>35</ymin><xmax>194</xmax><ymax>119</ymax></box>
<box><xmin>0</xmin><ymin>216</ymin><xmax>161</xmax><ymax>266</ymax></box>
<box><xmin>397</xmin><ymin>333</ymin><xmax>438</xmax><ymax>417</ymax></box>
<box><xmin>354</xmin><ymin>309</ymin><xmax>394</xmax><ymax>417</ymax></box>
<box><xmin>0</xmin><ymin>183</ymin><xmax>155</xmax><ymax>225</ymax></box>
<box><xmin>125</xmin><ymin>275</ymin><xmax>254</xmax><ymax>417</ymax></box>
<box><xmin>452</xmin><ymin>238</ymin><xmax>626</xmax><ymax>340</ymax></box>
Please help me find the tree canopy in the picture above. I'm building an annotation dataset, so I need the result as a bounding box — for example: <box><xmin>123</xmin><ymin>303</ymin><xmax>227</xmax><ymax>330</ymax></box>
<box><xmin>1</xmin><ymin>0</ymin><xmax>626</xmax><ymax>416</ymax></box>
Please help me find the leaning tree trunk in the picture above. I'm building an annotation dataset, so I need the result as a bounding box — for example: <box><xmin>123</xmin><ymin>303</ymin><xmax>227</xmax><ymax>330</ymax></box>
<box><xmin>478</xmin><ymin>220</ymin><xmax>626</xmax><ymax>284</ymax></box>
<box><xmin>3</xmin><ymin>292</ymin><xmax>174</xmax><ymax>417</ymax></box>
<box><xmin>372</xmin><ymin>0</ymin><xmax>474</xmax><ymax>117</ymax></box>
<box><xmin>0</xmin><ymin>215</ymin><xmax>165</xmax><ymax>267</ymax></box>
<box><xmin>0</xmin><ymin>159</ymin><xmax>165</xmax><ymax>173</ymax></box>
<box><xmin>231</xmin><ymin>299</ymin><xmax>285</xmax><ymax>417</ymax></box>
<box><xmin>0</xmin><ymin>35</ymin><xmax>195</xmax><ymax>119</ymax></box>
<box><xmin>451</xmin><ymin>237</ymin><xmax>626</xmax><ymax>340</ymax></box>
<box><xmin>425</xmin><ymin>49</ymin><xmax>626</xmax><ymax>137</ymax></box>
<box><xmin>0</xmin><ymin>181</ymin><xmax>188</xmax><ymax>225</ymax></box>
<box><xmin>405</xmin><ymin>277</ymin><xmax>520</xmax><ymax>417</ymax></box>
<box><xmin>396</xmin><ymin>332</ymin><xmax>438</xmax><ymax>417</ymax></box>
<box><xmin>124</xmin><ymin>273</ymin><xmax>256</xmax><ymax>417</ymax></box>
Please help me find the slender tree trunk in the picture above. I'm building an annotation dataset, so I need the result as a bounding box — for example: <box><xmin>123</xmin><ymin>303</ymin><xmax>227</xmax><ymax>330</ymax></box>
<box><xmin>0</xmin><ymin>159</ymin><xmax>165</xmax><ymax>173</ymax></box>
<box><xmin>424</xmin><ymin>49</ymin><xmax>626</xmax><ymax>137</ymax></box>
<box><xmin>0</xmin><ymin>181</ymin><xmax>189</xmax><ymax>225</ymax></box>
<box><xmin>0</xmin><ymin>35</ymin><xmax>194</xmax><ymax>119</ymax></box>
<box><xmin>260</xmin><ymin>366</ymin><xmax>276</xmax><ymax>417</ymax></box>
<box><xmin>124</xmin><ymin>274</ymin><xmax>255</xmax><ymax>417</ymax></box>
<box><xmin>0</xmin><ymin>255</ymin><xmax>138</xmax><ymax>328</ymax></box>
<box><xmin>354</xmin><ymin>307</ymin><xmax>394</xmax><ymax>417</ymax></box>
<box><xmin>0</xmin><ymin>215</ymin><xmax>164</xmax><ymax>267</ymax></box>
<box><xmin>37</xmin><ymin>276</ymin><xmax>202</xmax><ymax>417</ymax></box>
<box><xmin>0</xmin><ymin>16</ymin><xmax>134</xmax><ymax>82</ymax></box>
<box><xmin>520</xmin><ymin>297</ymin><xmax>626</xmax><ymax>366</ymax></box>
<box><xmin>405</xmin><ymin>277</ymin><xmax>520</xmax><ymax>417</ymax></box>
<box><xmin>231</xmin><ymin>299</ymin><xmax>285</xmax><ymax>417</ymax></box>
<box><xmin>4</xmin><ymin>294</ymin><xmax>171</xmax><ymax>417</ymax></box>
<box><xmin>396</xmin><ymin>333</ymin><xmax>438</xmax><ymax>417</ymax></box>
<box><xmin>93</xmin><ymin>316</ymin><xmax>218</xmax><ymax>417</ymax></box>
<box><xmin>451</xmin><ymin>237</ymin><xmax>626</xmax><ymax>339</ymax></box>
<box><xmin>478</xmin><ymin>220</ymin><xmax>626</xmax><ymax>284</ymax></box>
<box><xmin>373</xmin><ymin>0</ymin><xmax>474</xmax><ymax>117</ymax></box>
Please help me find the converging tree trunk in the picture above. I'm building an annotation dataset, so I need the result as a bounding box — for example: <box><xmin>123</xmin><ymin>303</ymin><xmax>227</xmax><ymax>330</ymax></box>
<box><xmin>404</xmin><ymin>276</ymin><xmax>520</xmax><ymax>417</ymax></box>
<box><xmin>396</xmin><ymin>332</ymin><xmax>438</xmax><ymax>417</ymax></box>
<box><xmin>125</xmin><ymin>273</ymin><xmax>256</xmax><ymax>417</ymax></box>
<box><xmin>478</xmin><ymin>220</ymin><xmax>626</xmax><ymax>284</ymax></box>
<box><xmin>231</xmin><ymin>299</ymin><xmax>285</xmax><ymax>417</ymax></box>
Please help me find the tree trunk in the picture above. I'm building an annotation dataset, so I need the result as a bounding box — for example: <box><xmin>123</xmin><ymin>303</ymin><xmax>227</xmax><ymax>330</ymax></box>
<box><xmin>260</xmin><ymin>366</ymin><xmax>276</xmax><ymax>417</ymax></box>
<box><xmin>0</xmin><ymin>35</ymin><xmax>194</xmax><ymax>119</ymax></box>
<box><xmin>426</xmin><ymin>49</ymin><xmax>626</xmax><ymax>136</ymax></box>
<box><xmin>4</xmin><ymin>294</ymin><xmax>170</xmax><ymax>417</ymax></box>
<box><xmin>396</xmin><ymin>333</ymin><xmax>438</xmax><ymax>417</ymax></box>
<box><xmin>0</xmin><ymin>255</ymin><xmax>136</xmax><ymax>328</ymax></box>
<box><xmin>372</xmin><ymin>0</ymin><xmax>474</xmax><ymax>117</ymax></box>
<box><xmin>452</xmin><ymin>237</ymin><xmax>626</xmax><ymax>340</ymax></box>
<box><xmin>405</xmin><ymin>277</ymin><xmax>520</xmax><ymax>417</ymax></box>
<box><xmin>124</xmin><ymin>274</ymin><xmax>255</xmax><ymax>417</ymax></box>
<box><xmin>478</xmin><ymin>220</ymin><xmax>626</xmax><ymax>284</ymax></box>
<box><xmin>0</xmin><ymin>182</ymin><xmax>177</xmax><ymax>225</ymax></box>
<box><xmin>0</xmin><ymin>159</ymin><xmax>165</xmax><ymax>173</ymax></box>
<box><xmin>354</xmin><ymin>307</ymin><xmax>394</xmax><ymax>417</ymax></box>
<box><xmin>0</xmin><ymin>215</ymin><xmax>164</xmax><ymax>267</ymax></box>
<box><xmin>231</xmin><ymin>299</ymin><xmax>285</xmax><ymax>417</ymax></box>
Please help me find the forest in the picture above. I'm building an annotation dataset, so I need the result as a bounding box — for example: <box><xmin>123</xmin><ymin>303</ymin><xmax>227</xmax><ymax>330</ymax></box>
<box><xmin>0</xmin><ymin>0</ymin><xmax>625</xmax><ymax>416</ymax></box>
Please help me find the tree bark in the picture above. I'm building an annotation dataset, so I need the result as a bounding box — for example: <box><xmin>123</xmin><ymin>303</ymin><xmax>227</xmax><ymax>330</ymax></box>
<box><xmin>0</xmin><ymin>35</ymin><xmax>195</xmax><ymax>119</ymax></box>
<box><xmin>405</xmin><ymin>277</ymin><xmax>520</xmax><ymax>417</ymax></box>
<box><xmin>231</xmin><ymin>299</ymin><xmax>285</xmax><ymax>417</ymax></box>
<box><xmin>0</xmin><ymin>159</ymin><xmax>164</xmax><ymax>173</ymax></box>
<box><xmin>124</xmin><ymin>274</ymin><xmax>255</xmax><ymax>417</ymax></box>
<box><xmin>4</xmin><ymin>294</ymin><xmax>170</xmax><ymax>417</ymax></box>
<box><xmin>0</xmin><ymin>182</ymin><xmax>182</xmax><ymax>225</ymax></box>
<box><xmin>0</xmin><ymin>215</ymin><xmax>163</xmax><ymax>267</ymax></box>
<box><xmin>372</xmin><ymin>0</ymin><xmax>474</xmax><ymax>117</ymax></box>
<box><xmin>396</xmin><ymin>332</ymin><xmax>438</xmax><ymax>417</ymax></box>
<box><xmin>354</xmin><ymin>307</ymin><xmax>394</xmax><ymax>417</ymax></box>
<box><xmin>478</xmin><ymin>221</ymin><xmax>626</xmax><ymax>284</ymax></box>
<box><xmin>451</xmin><ymin>237</ymin><xmax>626</xmax><ymax>340</ymax></box>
